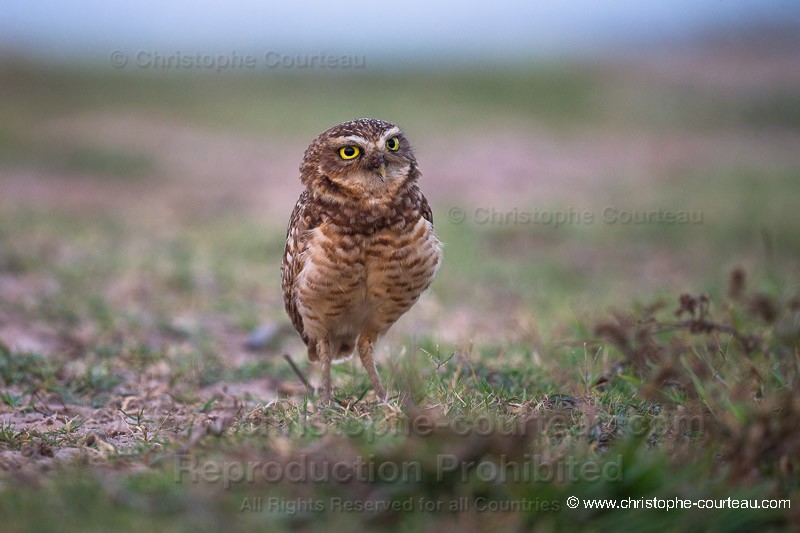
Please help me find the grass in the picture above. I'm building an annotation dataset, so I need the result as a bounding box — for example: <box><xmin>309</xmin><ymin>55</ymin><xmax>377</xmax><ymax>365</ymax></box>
<box><xmin>0</xmin><ymin>56</ymin><xmax>799</xmax><ymax>531</ymax></box>
<box><xmin>2</xmin><ymin>281</ymin><xmax>796</xmax><ymax>531</ymax></box>
<box><xmin>0</xmin><ymin>63</ymin><xmax>604</xmax><ymax>137</ymax></box>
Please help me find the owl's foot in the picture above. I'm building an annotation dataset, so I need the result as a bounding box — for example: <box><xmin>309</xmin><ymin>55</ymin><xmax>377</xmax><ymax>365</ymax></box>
<box><xmin>319</xmin><ymin>388</ymin><xmax>332</xmax><ymax>405</ymax></box>
<box><xmin>372</xmin><ymin>382</ymin><xmax>387</xmax><ymax>403</ymax></box>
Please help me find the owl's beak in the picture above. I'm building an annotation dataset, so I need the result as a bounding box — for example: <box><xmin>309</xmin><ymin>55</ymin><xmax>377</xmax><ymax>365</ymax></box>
<box><xmin>366</xmin><ymin>154</ymin><xmax>387</xmax><ymax>180</ymax></box>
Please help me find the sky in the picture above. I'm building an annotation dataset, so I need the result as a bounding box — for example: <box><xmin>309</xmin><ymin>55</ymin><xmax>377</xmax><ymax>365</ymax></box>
<box><xmin>1</xmin><ymin>1</ymin><xmax>799</xmax><ymax>64</ymax></box>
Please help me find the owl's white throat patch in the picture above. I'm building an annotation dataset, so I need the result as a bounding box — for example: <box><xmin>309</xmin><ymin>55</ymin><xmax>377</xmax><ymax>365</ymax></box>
<box><xmin>362</xmin><ymin>162</ymin><xmax>410</xmax><ymax>194</ymax></box>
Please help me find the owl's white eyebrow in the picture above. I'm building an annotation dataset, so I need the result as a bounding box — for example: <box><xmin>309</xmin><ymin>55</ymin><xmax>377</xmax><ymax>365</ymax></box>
<box><xmin>338</xmin><ymin>135</ymin><xmax>369</xmax><ymax>145</ymax></box>
<box><xmin>379</xmin><ymin>127</ymin><xmax>401</xmax><ymax>143</ymax></box>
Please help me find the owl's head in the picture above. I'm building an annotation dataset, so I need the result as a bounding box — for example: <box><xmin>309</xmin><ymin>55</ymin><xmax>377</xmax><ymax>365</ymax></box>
<box><xmin>300</xmin><ymin>118</ymin><xmax>419</xmax><ymax>200</ymax></box>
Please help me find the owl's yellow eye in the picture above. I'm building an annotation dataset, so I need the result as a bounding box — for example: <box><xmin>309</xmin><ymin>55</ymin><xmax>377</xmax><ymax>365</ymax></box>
<box><xmin>386</xmin><ymin>137</ymin><xmax>400</xmax><ymax>151</ymax></box>
<box><xmin>339</xmin><ymin>146</ymin><xmax>360</xmax><ymax>160</ymax></box>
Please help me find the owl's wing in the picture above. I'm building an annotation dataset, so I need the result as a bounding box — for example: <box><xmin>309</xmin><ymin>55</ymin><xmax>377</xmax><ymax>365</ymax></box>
<box><xmin>281</xmin><ymin>189</ymin><xmax>315</xmax><ymax>345</ymax></box>
<box><xmin>419</xmin><ymin>191</ymin><xmax>434</xmax><ymax>225</ymax></box>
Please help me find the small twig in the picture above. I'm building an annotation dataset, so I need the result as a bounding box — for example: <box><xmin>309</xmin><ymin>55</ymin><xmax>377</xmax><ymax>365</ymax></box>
<box><xmin>283</xmin><ymin>354</ymin><xmax>313</xmax><ymax>395</ymax></box>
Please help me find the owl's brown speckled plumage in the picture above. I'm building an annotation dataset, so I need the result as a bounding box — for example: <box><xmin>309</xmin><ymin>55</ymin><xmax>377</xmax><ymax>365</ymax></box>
<box><xmin>281</xmin><ymin>118</ymin><xmax>442</xmax><ymax>404</ymax></box>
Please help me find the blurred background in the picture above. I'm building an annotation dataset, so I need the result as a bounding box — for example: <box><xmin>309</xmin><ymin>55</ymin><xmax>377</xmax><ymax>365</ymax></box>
<box><xmin>1</xmin><ymin>1</ymin><xmax>799</xmax><ymax>353</ymax></box>
<box><xmin>3</xmin><ymin>6</ymin><xmax>800</xmax><ymax>529</ymax></box>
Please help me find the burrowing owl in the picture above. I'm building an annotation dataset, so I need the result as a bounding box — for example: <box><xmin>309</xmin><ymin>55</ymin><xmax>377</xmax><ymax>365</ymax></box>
<box><xmin>281</xmin><ymin>118</ymin><xmax>442</xmax><ymax>404</ymax></box>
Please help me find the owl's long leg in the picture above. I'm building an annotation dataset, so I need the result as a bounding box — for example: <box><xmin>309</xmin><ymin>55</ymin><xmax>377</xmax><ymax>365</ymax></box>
<box><xmin>357</xmin><ymin>333</ymin><xmax>386</xmax><ymax>401</ymax></box>
<box><xmin>317</xmin><ymin>338</ymin><xmax>332</xmax><ymax>404</ymax></box>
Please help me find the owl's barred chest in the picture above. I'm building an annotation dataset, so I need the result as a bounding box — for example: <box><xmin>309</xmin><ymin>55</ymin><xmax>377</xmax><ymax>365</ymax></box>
<box><xmin>296</xmin><ymin>214</ymin><xmax>441</xmax><ymax>336</ymax></box>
